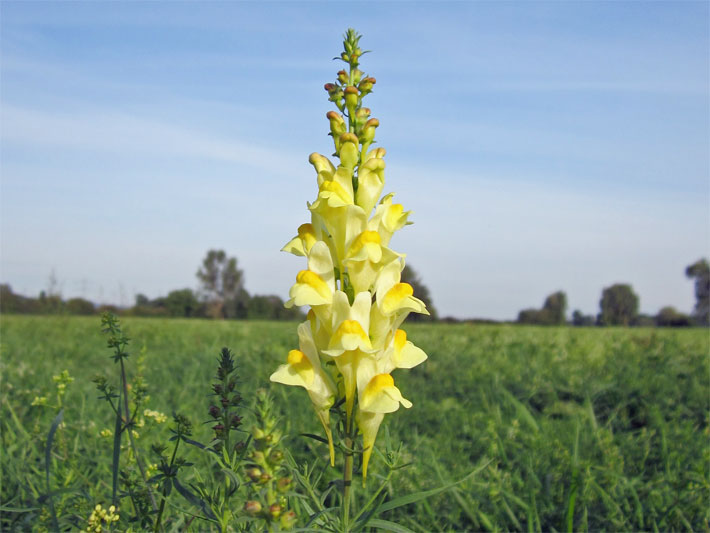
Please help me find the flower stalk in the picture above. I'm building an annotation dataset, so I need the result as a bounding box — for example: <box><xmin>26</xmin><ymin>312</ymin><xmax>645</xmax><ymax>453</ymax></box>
<box><xmin>271</xmin><ymin>28</ymin><xmax>429</xmax><ymax>523</ymax></box>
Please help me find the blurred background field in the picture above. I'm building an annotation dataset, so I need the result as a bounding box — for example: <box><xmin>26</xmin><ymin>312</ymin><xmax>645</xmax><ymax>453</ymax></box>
<box><xmin>2</xmin><ymin>315</ymin><xmax>708</xmax><ymax>531</ymax></box>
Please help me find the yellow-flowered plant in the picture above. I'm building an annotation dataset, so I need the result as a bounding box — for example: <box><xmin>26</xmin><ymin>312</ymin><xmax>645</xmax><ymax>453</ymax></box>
<box><xmin>271</xmin><ymin>29</ymin><xmax>429</xmax><ymax>491</ymax></box>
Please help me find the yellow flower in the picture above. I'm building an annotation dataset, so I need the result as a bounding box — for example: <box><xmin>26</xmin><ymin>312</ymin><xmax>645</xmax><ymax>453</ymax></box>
<box><xmin>356</xmin><ymin>373</ymin><xmax>412</xmax><ymax>483</ymax></box>
<box><xmin>273</xmin><ymin>29</ymin><xmax>428</xmax><ymax>483</ymax></box>
<box><xmin>270</xmin><ymin>322</ymin><xmax>337</xmax><ymax>465</ymax></box>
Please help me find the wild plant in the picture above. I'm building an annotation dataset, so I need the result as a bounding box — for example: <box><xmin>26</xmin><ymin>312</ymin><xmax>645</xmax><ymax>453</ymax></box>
<box><xmin>270</xmin><ymin>28</ymin><xmax>470</xmax><ymax>531</ymax></box>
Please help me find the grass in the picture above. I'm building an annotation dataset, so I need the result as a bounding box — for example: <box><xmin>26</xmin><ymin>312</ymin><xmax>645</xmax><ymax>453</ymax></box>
<box><xmin>1</xmin><ymin>315</ymin><xmax>708</xmax><ymax>531</ymax></box>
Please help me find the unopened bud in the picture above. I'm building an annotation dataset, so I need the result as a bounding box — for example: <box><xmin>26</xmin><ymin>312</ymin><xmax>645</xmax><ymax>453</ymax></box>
<box><xmin>324</xmin><ymin>83</ymin><xmax>337</xmax><ymax>94</ymax></box>
<box><xmin>280</xmin><ymin>510</ymin><xmax>297</xmax><ymax>530</ymax></box>
<box><xmin>246</xmin><ymin>467</ymin><xmax>262</xmax><ymax>481</ymax></box>
<box><xmin>251</xmin><ymin>451</ymin><xmax>265</xmax><ymax>463</ymax></box>
<box><xmin>344</xmin><ymin>86</ymin><xmax>358</xmax><ymax>112</ymax></box>
<box><xmin>337</xmin><ymin>70</ymin><xmax>348</xmax><ymax>84</ymax></box>
<box><xmin>208</xmin><ymin>405</ymin><xmax>220</xmax><ymax>418</ymax></box>
<box><xmin>359</xmin><ymin>76</ymin><xmax>376</xmax><ymax>93</ymax></box>
<box><xmin>244</xmin><ymin>500</ymin><xmax>262</xmax><ymax>516</ymax></box>
<box><xmin>356</xmin><ymin>108</ymin><xmax>371</xmax><ymax>121</ymax></box>
<box><xmin>352</xmin><ymin>68</ymin><xmax>363</xmax><ymax>84</ymax></box>
<box><xmin>276</xmin><ymin>477</ymin><xmax>293</xmax><ymax>492</ymax></box>
<box><xmin>269</xmin><ymin>450</ymin><xmax>284</xmax><ymax>464</ymax></box>
<box><xmin>252</xmin><ymin>427</ymin><xmax>266</xmax><ymax>439</ymax></box>
<box><xmin>361</xmin><ymin>118</ymin><xmax>379</xmax><ymax>143</ymax></box>
<box><xmin>269</xmin><ymin>503</ymin><xmax>282</xmax><ymax>519</ymax></box>
<box><xmin>259</xmin><ymin>472</ymin><xmax>272</xmax><ymax>484</ymax></box>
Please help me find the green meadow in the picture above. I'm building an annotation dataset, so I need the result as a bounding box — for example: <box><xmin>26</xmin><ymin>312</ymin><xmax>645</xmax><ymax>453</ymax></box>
<box><xmin>2</xmin><ymin>315</ymin><xmax>708</xmax><ymax>531</ymax></box>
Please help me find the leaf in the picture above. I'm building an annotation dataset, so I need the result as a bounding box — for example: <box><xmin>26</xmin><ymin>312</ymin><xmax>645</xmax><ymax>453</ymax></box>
<box><xmin>378</xmin><ymin>460</ymin><xmax>491</xmax><ymax>514</ymax></box>
<box><xmin>44</xmin><ymin>408</ymin><xmax>63</xmax><ymax>532</ymax></box>
<box><xmin>368</xmin><ymin>518</ymin><xmax>416</xmax><ymax>533</ymax></box>
<box><xmin>112</xmin><ymin>397</ymin><xmax>123</xmax><ymax>506</ymax></box>
<box><xmin>172</xmin><ymin>478</ymin><xmax>218</xmax><ymax>522</ymax></box>
<box><xmin>300</xmin><ymin>432</ymin><xmax>329</xmax><ymax>445</ymax></box>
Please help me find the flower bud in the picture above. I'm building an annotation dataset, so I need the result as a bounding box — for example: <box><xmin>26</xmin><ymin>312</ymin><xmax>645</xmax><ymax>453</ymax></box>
<box><xmin>280</xmin><ymin>510</ymin><xmax>297</xmax><ymax>530</ymax></box>
<box><xmin>208</xmin><ymin>405</ymin><xmax>220</xmax><ymax>419</ymax></box>
<box><xmin>338</xmin><ymin>133</ymin><xmax>359</xmax><ymax>169</ymax></box>
<box><xmin>324</xmin><ymin>82</ymin><xmax>337</xmax><ymax>94</ymax></box>
<box><xmin>259</xmin><ymin>472</ymin><xmax>272</xmax><ymax>484</ymax></box>
<box><xmin>359</xmin><ymin>76</ymin><xmax>376</xmax><ymax>94</ymax></box>
<box><xmin>276</xmin><ymin>477</ymin><xmax>293</xmax><ymax>492</ymax></box>
<box><xmin>212</xmin><ymin>384</ymin><xmax>223</xmax><ymax>395</ymax></box>
<box><xmin>341</xmin><ymin>52</ymin><xmax>349</xmax><ymax>62</ymax></box>
<box><xmin>252</xmin><ymin>427</ymin><xmax>266</xmax><ymax>439</ymax></box>
<box><xmin>344</xmin><ymin>86</ymin><xmax>359</xmax><ymax>114</ymax></box>
<box><xmin>268</xmin><ymin>450</ymin><xmax>284</xmax><ymax>464</ymax></box>
<box><xmin>361</xmin><ymin>118</ymin><xmax>379</xmax><ymax>143</ymax></box>
<box><xmin>269</xmin><ymin>503</ymin><xmax>282</xmax><ymax>519</ymax></box>
<box><xmin>246</xmin><ymin>467</ymin><xmax>262</xmax><ymax>481</ymax></box>
<box><xmin>337</xmin><ymin>70</ymin><xmax>348</xmax><ymax>84</ymax></box>
<box><xmin>251</xmin><ymin>451</ymin><xmax>265</xmax><ymax>464</ymax></box>
<box><xmin>352</xmin><ymin>68</ymin><xmax>363</xmax><ymax>85</ymax></box>
<box><xmin>244</xmin><ymin>500</ymin><xmax>262</xmax><ymax>516</ymax></box>
<box><xmin>356</xmin><ymin>107</ymin><xmax>371</xmax><ymax>121</ymax></box>
<box><xmin>230</xmin><ymin>414</ymin><xmax>242</xmax><ymax>428</ymax></box>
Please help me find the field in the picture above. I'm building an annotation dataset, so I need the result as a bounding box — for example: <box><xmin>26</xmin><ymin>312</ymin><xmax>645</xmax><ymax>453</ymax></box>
<box><xmin>1</xmin><ymin>315</ymin><xmax>708</xmax><ymax>531</ymax></box>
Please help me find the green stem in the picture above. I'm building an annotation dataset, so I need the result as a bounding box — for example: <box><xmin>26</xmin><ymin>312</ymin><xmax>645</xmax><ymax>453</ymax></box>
<box><xmin>120</xmin><ymin>358</ymin><xmax>158</xmax><ymax>514</ymax></box>
<box><xmin>154</xmin><ymin>438</ymin><xmax>180</xmax><ymax>532</ymax></box>
<box><xmin>342</xmin><ymin>415</ymin><xmax>354</xmax><ymax>531</ymax></box>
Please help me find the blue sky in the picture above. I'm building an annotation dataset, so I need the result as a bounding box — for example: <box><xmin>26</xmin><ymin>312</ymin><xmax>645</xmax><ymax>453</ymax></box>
<box><xmin>1</xmin><ymin>1</ymin><xmax>708</xmax><ymax>320</ymax></box>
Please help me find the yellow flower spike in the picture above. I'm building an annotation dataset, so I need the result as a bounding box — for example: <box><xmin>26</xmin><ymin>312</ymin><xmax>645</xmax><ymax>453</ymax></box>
<box><xmin>271</xmin><ymin>322</ymin><xmax>337</xmax><ymax>465</ymax></box>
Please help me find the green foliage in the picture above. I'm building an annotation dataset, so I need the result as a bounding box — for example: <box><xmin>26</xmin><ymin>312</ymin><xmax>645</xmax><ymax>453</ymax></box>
<box><xmin>655</xmin><ymin>306</ymin><xmax>691</xmax><ymax>327</ymax></box>
<box><xmin>400</xmin><ymin>265</ymin><xmax>438</xmax><ymax>321</ymax></box>
<box><xmin>571</xmin><ymin>310</ymin><xmax>594</xmax><ymax>327</ymax></box>
<box><xmin>599</xmin><ymin>283</ymin><xmax>639</xmax><ymax>326</ymax></box>
<box><xmin>685</xmin><ymin>258</ymin><xmax>710</xmax><ymax>326</ymax></box>
<box><xmin>197</xmin><ymin>250</ymin><xmax>246</xmax><ymax>319</ymax></box>
<box><xmin>1</xmin><ymin>317</ymin><xmax>708</xmax><ymax>531</ymax></box>
<box><xmin>518</xmin><ymin>290</ymin><xmax>568</xmax><ymax>325</ymax></box>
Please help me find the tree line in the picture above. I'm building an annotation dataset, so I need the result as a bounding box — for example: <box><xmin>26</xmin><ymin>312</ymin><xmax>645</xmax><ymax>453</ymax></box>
<box><xmin>517</xmin><ymin>258</ymin><xmax>709</xmax><ymax>327</ymax></box>
<box><xmin>1</xmin><ymin>252</ymin><xmax>705</xmax><ymax>327</ymax></box>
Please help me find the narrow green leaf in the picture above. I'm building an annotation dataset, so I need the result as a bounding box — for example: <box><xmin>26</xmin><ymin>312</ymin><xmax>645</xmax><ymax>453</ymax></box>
<box><xmin>45</xmin><ymin>408</ymin><xmax>63</xmax><ymax>533</ymax></box>
<box><xmin>172</xmin><ymin>478</ymin><xmax>218</xmax><ymax>522</ymax></box>
<box><xmin>368</xmin><ymin>518</ymin><xmax>416</xmax><ymax>533</ymax></box>
<box><xmin>378</xmin><ymin>460</ymin><xmax>491</xmax><ymax>514</ymax></box>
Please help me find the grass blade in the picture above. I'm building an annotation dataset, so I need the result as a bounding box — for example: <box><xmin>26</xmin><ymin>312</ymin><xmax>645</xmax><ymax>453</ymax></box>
<box><xmin>45</xmin><ymin>408</ymin><xmax>63</xmax><ymax>532</ymax></box>
<box><xmin>368</xmin><ymin>518</ymin><xmax>416</xmax><ymax>533</ymax></box>
<box><xmin>378</xmin><ymin>460</ymin><xmax>491</xmax><ymax>514</ymax></box>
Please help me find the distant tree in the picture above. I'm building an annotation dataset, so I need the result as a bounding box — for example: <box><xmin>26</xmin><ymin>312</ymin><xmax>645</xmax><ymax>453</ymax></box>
<box><xmin>542</xmin><ymin>291</ymin><xmax>567</xmax><ymax>324</ymax></box>
<box><xmin>135</xmin><ymin>294</ymin><xmax>151</xmax><ymax>307</ymax></box>
<box><xmin>598</xmin><ymin>283</ymin><xmax>639</xmax><ymax>326</ymax></box>
<box><xmin>655</xmin><ymin>306</ymin><xmax>691</xmax><ymax>327</ymax></box>
<box><xmin>400</xmin><ymin>264</ymin><xmax>437</xmax><ymax>321</ymax></box>
<box><xmin>165</xmin><ymin>289</ymin><xmax>199</xmax><ymax>317</ymax></box>
<box><xmin>518</xmin><ymin>291</ymin><xmax>567</xmax><ymax>325</ymax></box>
<box><xmin>685</xmin><ymin>259</ymin><xmax>710</xmax><ymax>326</ymax></box>
<box><xmin>571</xmin><ymin>309</ymin><xmax>595</xmax><ymax>327</ymax></box>
<box><xmin>196</xmin><ymin>250</ymin><xmax>246</xmax><ymax>319</ymax></box>
<box><xmin>517</xmin><ymin>308</ymin><xmax>543</xmax><ymax>324</ymax></box>
<box><xmin>66</xmin><ymin>297</ymin><xmax>95</xmax><ymax>315</ymax></box>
